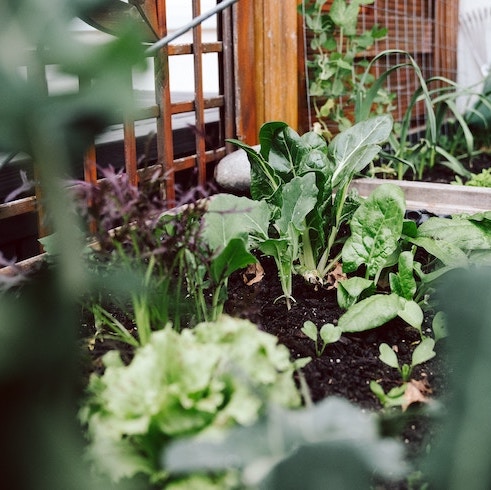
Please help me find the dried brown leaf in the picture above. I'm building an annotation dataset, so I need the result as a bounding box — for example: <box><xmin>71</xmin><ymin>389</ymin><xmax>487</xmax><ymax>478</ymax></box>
<box><xmin>243</xmin><ymin>262</ymin><xmax>265</xmax><ymax>286</ymax></box>
<box><xmin>325</xmin><ymin>262</ymin><xmax>347</xmax><ymax>290</ymax></box>
<box><xmin>402</xmin><ymin>379</ymin><xmax>432</xmax><ymax>411</ymax></box>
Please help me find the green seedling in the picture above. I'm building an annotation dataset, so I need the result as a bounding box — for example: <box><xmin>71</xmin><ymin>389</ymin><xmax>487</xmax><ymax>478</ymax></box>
<box><xmin>371</xmin><ymin>337</ymin><xmax>435</xmax><ymax>409</ymax></box>
<box><xmin>369</xmin><ymin>380</ymin><xmax>408</xmax><ymax>408</ymax></box>
<box><xmin>301</xmin><ymin>320</ymin><xmax>342</xmax><ymax>356</ymax></box>
<box><xmin>378</xmin><ymin>338</ymin><xmax>436</xmax><ymax>382</ymax></box>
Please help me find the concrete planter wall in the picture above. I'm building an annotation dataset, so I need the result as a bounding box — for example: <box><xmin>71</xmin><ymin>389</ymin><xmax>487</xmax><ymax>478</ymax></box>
<box><xmin>350</xmin><ymin>178</ymin><xmax>491</xmax><ymax>215</ymax></box>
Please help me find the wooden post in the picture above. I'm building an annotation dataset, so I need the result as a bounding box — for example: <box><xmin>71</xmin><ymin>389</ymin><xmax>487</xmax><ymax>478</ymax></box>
<box><xmin>234</xmin><ymin>0</ymin><xmax>299</xmax><ymax>144</ymax></box>
<box><xmin>434</xmin><ymin>0</ymin><xmax>460</xmax><ymax>82</ymax></box>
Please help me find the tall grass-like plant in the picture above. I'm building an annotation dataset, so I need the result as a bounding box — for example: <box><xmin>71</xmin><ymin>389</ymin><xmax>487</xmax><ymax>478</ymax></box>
<box><xmin>355</xmin><ymin>49</ymin><xmax>484</xmax><ymax>180</ymax></box>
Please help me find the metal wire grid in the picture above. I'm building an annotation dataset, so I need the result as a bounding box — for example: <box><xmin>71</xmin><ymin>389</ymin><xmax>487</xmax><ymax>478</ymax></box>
<box><xmin>303</xmin><ymin>0</ymin><xmax>459</xmax><ymax>128</ymax></box>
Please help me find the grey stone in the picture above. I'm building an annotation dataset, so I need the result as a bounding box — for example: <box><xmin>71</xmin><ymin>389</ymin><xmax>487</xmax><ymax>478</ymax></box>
<box><xmin>215</xmin><ymin>145</ymin><xmax>259</xmax><ymax>192</ymax></box>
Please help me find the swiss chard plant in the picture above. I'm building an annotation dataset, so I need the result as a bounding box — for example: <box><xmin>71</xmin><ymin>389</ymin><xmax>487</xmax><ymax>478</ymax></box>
<box><xmin>227</xmin><ymin>114</ymin><xmax>393</xmax><ymax>308</ymax></box>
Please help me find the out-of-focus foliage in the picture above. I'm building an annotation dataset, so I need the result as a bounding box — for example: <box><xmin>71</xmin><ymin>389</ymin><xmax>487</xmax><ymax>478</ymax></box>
<box><xmin>0</xmin><ymin>1</ymin><xmax>147</xmax><ymax>489</ymax></box>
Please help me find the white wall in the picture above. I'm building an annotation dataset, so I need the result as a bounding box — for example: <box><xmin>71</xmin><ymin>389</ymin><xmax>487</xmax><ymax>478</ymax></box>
<box><xmin>457</xmin><ymin>0</ymin><xmax>491</xmax><ymax>111</ymax></box>
<box><xmin>132</xmin><ymin>0</ymin><xmax>219</xmax><ymax>94</ymax></box>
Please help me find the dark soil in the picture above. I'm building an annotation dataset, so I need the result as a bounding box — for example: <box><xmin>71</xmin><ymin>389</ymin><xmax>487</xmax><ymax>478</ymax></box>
<box><xmin>224</xmin><ymin>256</ymin><xmax>447</xmax><ymax>487</ymax></box>
<box><xmin>411</xmin><ymin>150</ymin><xmax>491</xmax><ymax>184</ymax></box>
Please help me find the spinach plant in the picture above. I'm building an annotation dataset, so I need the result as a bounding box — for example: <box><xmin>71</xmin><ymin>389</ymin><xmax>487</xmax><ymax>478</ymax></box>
<box><xmin>228</xmin><ymin>114</ymin><xmax>392</xmax><ymax>308</ymax></box>
<box><xmin>300</xmin><ymin>0</ymin><xmax>393</xmax><ymax>138</ymax></box>
<box><xmin>337</xmin><ymin>183</ymin><xmax>424</xmax><ymax>334</ymax></box>
<box><xmin>337</xmin><ymin>183</ymin><xmax>491</xmax><ymax>335</ymax></box>
<box><xmin>378</xmin><ymin>338</ymin><xmax>436</xmax><ymax>383</ymax></box>
<box><xmin>370</xmin><ymin>338</ymin><xmax>436</xmax><ymax>409</ymax></box>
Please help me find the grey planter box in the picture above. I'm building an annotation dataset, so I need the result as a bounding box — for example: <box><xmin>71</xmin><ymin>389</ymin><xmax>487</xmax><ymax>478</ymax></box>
<box><xmin>350</xmin><ymin>179</ymin><xmax>491</xmax><ymax>215</ymax></box>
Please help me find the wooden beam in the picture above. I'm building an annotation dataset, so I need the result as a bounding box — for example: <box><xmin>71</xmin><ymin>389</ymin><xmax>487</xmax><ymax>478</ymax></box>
<box><xmin>234</xmin><ymin>0</ymin><xmax>299</xmax><ymax>144</ymax></box>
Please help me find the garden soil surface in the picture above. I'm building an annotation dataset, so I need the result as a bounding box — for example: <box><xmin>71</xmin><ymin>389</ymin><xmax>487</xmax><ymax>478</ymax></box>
<box><xmin>224</xmin><ymin>256</ymin><xmax>447</xmax><ymax>478</ymax></box>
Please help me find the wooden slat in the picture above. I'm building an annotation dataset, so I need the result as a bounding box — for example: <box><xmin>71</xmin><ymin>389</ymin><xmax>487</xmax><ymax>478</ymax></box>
<box><xmin>168</xmin><ymin>42</ymin><xmax>223</xmax><ymax>55</ymax></box>
<box><xmin>171</xmin><ymin>96</ymin><xmax>224</xmax><ymax>115</ymax></box>
<box><xmin>219</xmin><ymin>1</ymin><xmax>236</xmax><ymax>152</ymax></box>
<box><xmin>233</xmin><ymin>0</ymin><xmax>259</xmax><ymax>143</ymax></box>
<box><xmin>192</xmin><ymin>0</ymin><xmax>207</xmax><ymax>188</ymax></box>
<box><xmin>0</xmin><ymin>197</ymin><xmax>37</xmax><ymax>220</ymax></box>
<box><xmin>172</xmin><ymin>147</ymin><xmax>227</xmax><ymax>172</ymax></box>
<box><xmin>154</xmin><ymin>0</ymin><xmax>176</xmax><ymax>203</ymax></box>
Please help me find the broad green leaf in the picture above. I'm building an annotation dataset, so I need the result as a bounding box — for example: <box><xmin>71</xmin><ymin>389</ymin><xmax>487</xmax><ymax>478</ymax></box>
<box><xmin>301</xmin><ymin>321</ymin><xmax>318</xmax><ymax>342</ymax></box>
<box><xmin>227</xmin><ymin>139</ymin><xmax>281</xmax><ymax>202</ymax></box>
<box><xmin>408</xmin><ymin>235</ymin><xmax>469</xmax><ymax>267</ymax></box>
<box><xmin>417</xmin><ymin>217</ymin><xmax>491</xmax><ymax>251</ymax></box>
<box><xmin>432</xmin><ymin>311</ymin><xmax>448</xmax><ymax>342</ymax></box>
<box><xmin>276</xmin><ymin>174</ymin><xmax>318</xmax><ymax>234</ymax></box>
<box><xmin>269</xmin><ymin>126</ymin><xmax>300</xmax><ymax>174</ymax></box>
<box><xmin>269</xmin><ymin>126</ymin><xmax>331</xmax><ymax>179</ymax></box>
<box><xmin>402</xmin><ymin>219</ymin><xmax>418</xmax><ymax>238</ymax></box>
<box><xmin>202</xmin><ymin>194</ymin><xmax>271</xmax><ymax>251</ymax></box>
<box><xmin>319</xmin><ymin>323</ymin><xmax>342</xmax><ymax>344</ymax></box>
<box><xmin>165</xmin><ymin>397</ymin><xmax>407</xmax><ymax>483</ymax></box>
<box><xmin>338</xmin><ymin>293</ymin><xmax>401</xmax><ymax>333</ymax></box>
<box><xmin>337</xmin><ymin>277</ymin><xmax>374</xmax><ymax>309</ymax></box>
<box><xmin>389</xmin><ymin>251</ymin><xmax>416</xmax><ymax>300</ymax></box>
<box><xmin>397</xmin><ymin>299</ymin><xmax>423</xmax><ymax>331</ymax></box>
<box><xmin>378</xmin><ymin>342</ymin><xmax>399</xmax><ymax>369</ymax></box>
<box><xmin>329</xmin><ymin>115</ymin><xmax>393</xmax><ymax>187</ymax></box>
<box><xmin>342</xmin><ymin>183</ymin><xmax>405</xmax><ymax>277</ymax></box>
<box><xmin>411</xmin><ymin>338</ymin><xmax>436</xmax><ymax>366</ymax></box>
<box><xmin>210</xmin><ymin>238</ymin><xmax>257</xmax><ymax>284</ymax></box>
<box><xmin>258</xmin><ymin>121</ymin><xmax>290</xmax><ymax>161</ymax></box>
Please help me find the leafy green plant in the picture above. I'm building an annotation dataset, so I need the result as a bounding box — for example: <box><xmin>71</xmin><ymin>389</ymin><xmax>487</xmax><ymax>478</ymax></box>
<box><xmin>370</xmin><ymin>338</ymin><xmax>436</xmax><ymax>409</ymax></box>
<box><xmin>453</xmin><ymin>167</ymin><xmax>491</xmax><ymax>188</ymax></box>
<box><xmin>228</xmin><ymin>114</ymin><xmax>393</xmax><ymax>307</ymax></box>
<box><xmin>301</xmin><ymin>0</ymin><xmax>393</xmax><ymax>138</ymax></box>
<box><xmin>80</xmin><ymin>316</ymin><xmax>308</xmax><ymax>487</ymax></box>
<box><xmin>301</xmin><ymin>320</ymin><xmax>342</xmax><ymax>356</ymax></box>
<box><xmin>337</xmin><ymin>184</ymin><xmax>491</xmax><ymax>335</ymax></box>
<box><xmin>337</xmin><ymin>183</ymin><xmax>424</xmax><ymax>334</ymax></box>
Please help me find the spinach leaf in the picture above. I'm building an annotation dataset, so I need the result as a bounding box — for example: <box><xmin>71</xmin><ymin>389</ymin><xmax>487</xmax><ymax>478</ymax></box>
<box><xmin>342</xmin><ymin>183</ymin><xmax>405</xmax><ymax>278</ymax></box>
